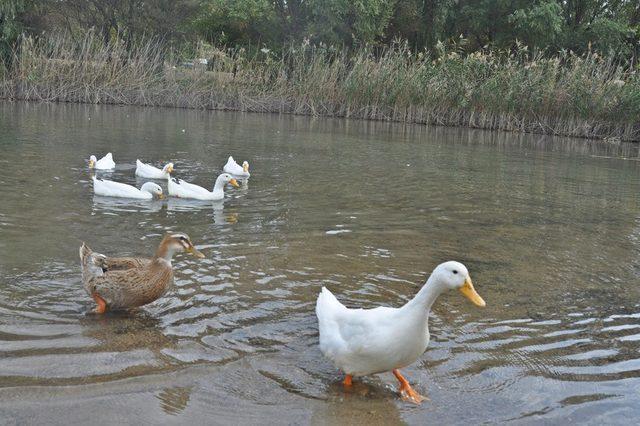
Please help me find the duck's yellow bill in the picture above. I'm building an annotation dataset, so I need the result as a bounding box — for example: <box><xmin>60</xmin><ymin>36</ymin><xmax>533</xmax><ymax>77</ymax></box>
<box><xmin>167</xmin><ymin>165</ymin><xmax>174</xmax><ymax>173</ymax></box>
<box><xmin>89</xmin><ymin>160</ymin><xmax>95</xmax><ymax>168</ymax></box>
<box><xmin>188</xmin><ymin>247</ymin><xmax>205</xmax><ymax>258</ymax></box>
<box><xmin>229</xmin><ymin>178</ymin><xmax>240</xmax><ymax>188</ymax></box>
<box><xmin>157</xmin><ymin>194</ymin><xmax>165</xmax><ymax>200</ymax></box>
<box><xmin>460</xmin><ymin>277</ymin><xmax>486</xmax><ymax>307</ymax></box>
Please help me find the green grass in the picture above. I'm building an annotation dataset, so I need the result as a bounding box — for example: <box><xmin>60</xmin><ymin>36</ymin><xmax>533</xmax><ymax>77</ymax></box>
<box><xmin>1</xmin><ymin>34</ymin><xmax>639</xmax><ymax>141</ymax></box>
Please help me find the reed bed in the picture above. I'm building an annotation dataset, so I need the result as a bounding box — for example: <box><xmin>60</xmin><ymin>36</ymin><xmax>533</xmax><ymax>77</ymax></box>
<box><xmin>1</xmin><ymin>34</ymin><xmax>639</xmax><ymax>141</ymax></box>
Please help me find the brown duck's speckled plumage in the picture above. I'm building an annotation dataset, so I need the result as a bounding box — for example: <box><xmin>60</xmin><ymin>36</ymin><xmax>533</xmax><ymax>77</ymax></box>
<box><xmin>84</xmin><ymin>258</ymin><xmax>173</xmax><ymax>309</ymax></box>
<box><xmin>79</xmin><ymin>234</ymin><xmax>199</xmax><ymax>311</ymax></box>
<box><xmin>102</xmin><ymin>256</ymin><xmax>151</xmax><ymax>271</ymax></box>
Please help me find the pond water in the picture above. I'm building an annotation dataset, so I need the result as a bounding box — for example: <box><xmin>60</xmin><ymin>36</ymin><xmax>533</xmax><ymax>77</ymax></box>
<box><xmin>1</xmin><ymin>102</ymin><xmax>640</xmax><ymax>425</ymax></box>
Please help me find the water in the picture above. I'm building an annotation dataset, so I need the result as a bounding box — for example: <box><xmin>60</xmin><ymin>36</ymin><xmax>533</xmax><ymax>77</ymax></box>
<box><xmin>1</xmin><ymin>102</ymin><xmax>640</xmax><ymax>425</ymax></box>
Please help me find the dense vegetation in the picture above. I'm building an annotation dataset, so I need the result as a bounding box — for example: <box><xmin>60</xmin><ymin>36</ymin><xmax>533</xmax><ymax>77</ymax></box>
<box><xmin>1</xmin><ymin>0</ymin><xmax>640</xmax><ymax>140</ymax></box>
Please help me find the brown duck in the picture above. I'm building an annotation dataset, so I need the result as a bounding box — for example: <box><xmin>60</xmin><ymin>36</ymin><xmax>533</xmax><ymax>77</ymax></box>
<box><xmin>79</xmin><ymin>233</ymin><xmax>205</xmax><ymax>313</ymax></box>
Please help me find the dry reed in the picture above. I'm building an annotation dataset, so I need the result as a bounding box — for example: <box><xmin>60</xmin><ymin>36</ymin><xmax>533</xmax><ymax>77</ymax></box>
<box><xmin>1</xmin><ymin>34</ymin><xmax>638</xmax><ymax>141</ymax></box>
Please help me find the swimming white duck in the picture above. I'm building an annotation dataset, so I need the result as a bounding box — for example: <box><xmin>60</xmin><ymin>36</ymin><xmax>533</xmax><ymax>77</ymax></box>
<box><xmin>167</xmin><ymin>173</ymin><xmax>239</xmax><ymax>201</ymax></box>
<box><xmin>316</xmin><ymin>261</ymin><xmax>486</xmax><ymax>404</ymax></box>
<box><xmin>88</xmin><ymin>153</ymin><xmax>115</xmax><ymax>170</ymax></box>
<box><xmin>93</xmin><ymin>176</ymin><xmax>164</xmax><ymax>200</ymax></box>
<box><xmin>223</xmin><ymin>156</ymin><xmax>250</xmax><ymax>177</ymax></box>
<box><xmin>135</xmin><ymin>159</ymin><xmax>174</xmax><ymax>179</ymax></box>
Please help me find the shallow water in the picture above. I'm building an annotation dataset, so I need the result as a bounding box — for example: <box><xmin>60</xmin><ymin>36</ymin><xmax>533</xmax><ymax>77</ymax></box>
<box><xmin>1</xmin><ymin>102</ymin><xmax>640</xmax><ymax>425</ymax></box>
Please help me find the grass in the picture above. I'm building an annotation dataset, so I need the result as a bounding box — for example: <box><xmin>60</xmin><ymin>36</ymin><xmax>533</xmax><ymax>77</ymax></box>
<box><xmin>1</xmin><ymin>34</ymin><xmax>639</xmax><ymax>141</ymax></box>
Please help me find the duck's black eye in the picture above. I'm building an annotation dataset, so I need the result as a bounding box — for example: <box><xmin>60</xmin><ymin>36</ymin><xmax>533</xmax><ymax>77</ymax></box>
<box><xmin>180</xmin><ymin>236</ymin><xmax>187</xmax><ymax>241</ymax></box>
<box><xmin>452</xmin><ymin>270</ymin><xmax>458</xmax><ymax>274</ymax></box>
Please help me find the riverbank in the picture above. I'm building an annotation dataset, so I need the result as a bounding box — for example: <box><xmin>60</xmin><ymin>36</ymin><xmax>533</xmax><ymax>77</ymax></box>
<box><xmin>1</xmin><ymin>35</ymin><xmax>639</xmax><ymax>141</ymax></box>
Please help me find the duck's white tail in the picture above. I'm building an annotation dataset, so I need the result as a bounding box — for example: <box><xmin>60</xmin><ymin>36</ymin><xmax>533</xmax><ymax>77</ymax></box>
<box><xmin>316</xmin><ymin>287</ymin><xmax>345</xmax><ymax>318</ymax></box>
<box><xmin>79</xmin><ymin>242</ymin><xmax>93</xmax><ymax>266</ymax></box>
<box><xmin>316</xmin><ymin>287</ymin><xmax>348</xmax><ymax>358</ymax></box>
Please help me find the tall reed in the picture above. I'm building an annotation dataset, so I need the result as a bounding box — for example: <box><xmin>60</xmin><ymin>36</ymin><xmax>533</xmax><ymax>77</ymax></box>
<box><xmin>1</xmin><ymin>34</ymin><xmax>638</xmax><ymax>141</ymax></box>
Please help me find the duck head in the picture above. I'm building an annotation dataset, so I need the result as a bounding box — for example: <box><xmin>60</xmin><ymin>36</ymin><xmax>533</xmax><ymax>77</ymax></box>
<box><xmin>242</xmin><ymin>161</ymin><xmax>249</xmax><ymax>173</ymax></box>
<box><xmin>140</xmin><ymin>182</ymin><xmax>165</xmax><ymax>199</ymax></box>
<box><xmin>162</xmin><ymin>163</ymin><xmax>174</xmax><ymax>174</ymax></box>
<box><xmin>431</xmin><ymin>261</ymin><xmax>485</xmax><ymax>307</ymax></box>
<box><xmin>156</xmin><ymin>233</ymin><xmax>205</xmax><ymax>261</ymax></box>
<box><xmin>89</xmin><ymin>155</ymin><xmax>97</xmax><ymax>168</ymax></box>
<box><xmin>214</xmin><ymin>173</ymin><xmax>240</xmax><ymax>190</ymax></box>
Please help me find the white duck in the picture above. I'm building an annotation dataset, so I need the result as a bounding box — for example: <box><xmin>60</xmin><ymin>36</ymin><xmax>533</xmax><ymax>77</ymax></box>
<box><xmin>223</xmin><ymin>156</ymin><xmax>250</xmax><ymax>177</ymax></box>
<box><xmin>167</xmin><ymin>173</ymin><xmax>239</xmax><ymax>201</ymax></box>
<box><xmin>316</xmin><ymin>261</ymin><xmax>486</xmax><ymax>404</ymax></box>
<box><xmin>93</xmin><ymin>176</ymin><xmax>164</xmax><ymax>200</ymax></box>
<box><xmin>88</xmin><ymin>153</ymin><xmax>115</xmax><ymax>170</ymax></box>
<box><xmin>135</xmin><ymin>160</ymin><xmax>174</xmax><ymax>179</ymax></box>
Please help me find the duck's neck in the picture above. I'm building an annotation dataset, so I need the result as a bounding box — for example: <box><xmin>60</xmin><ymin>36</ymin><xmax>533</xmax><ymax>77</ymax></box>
<box><xmin>212</xmin><ymin>177</ymin><xmax>226</xmax><ymax>196</ymax></box>
<box><xmin>154</xmin><ymin>240</ymin><xmax>176</xmax><ymax>264</ymax></box>
<box><xmin>402</xmin><ymin>275</ymin><xmax>445</xmax><ymax>319</ymax></box>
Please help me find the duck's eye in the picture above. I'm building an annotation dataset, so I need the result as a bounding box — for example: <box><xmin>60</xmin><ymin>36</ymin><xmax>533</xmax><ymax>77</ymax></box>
<box><xmin>452</xmin><ymin>270</ymin><xmax>458</xmax><ymax>274</ymax></box>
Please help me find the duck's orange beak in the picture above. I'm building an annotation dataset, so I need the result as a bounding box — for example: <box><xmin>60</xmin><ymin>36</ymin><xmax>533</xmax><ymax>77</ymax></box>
<box><xmin>187</xmin><ymin>246</ymin><xmax>205</xmax><ymax>258</ymax></box>
<box><xmin>459</xmin><ymin>276</ymin><xmax>486</xmax><ymax>307</ymax></box>
<box><xmin>229</xmin><ymin>178</ymin><xmax>240</xmax><ymax>188</ymax></box>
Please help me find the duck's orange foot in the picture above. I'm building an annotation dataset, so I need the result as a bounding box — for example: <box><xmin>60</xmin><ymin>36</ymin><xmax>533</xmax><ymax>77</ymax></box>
<box><xmin>393</xmin><ymin>369</ymin><xmax>428</xmax><ymax>404</ymax></box>
<box><xmin>91</xmin><ymin>293</ymin><xmax>108</xmax><ymax>314</ymax></box>
<box><xmin>399</xmin><ymin>384</ymin><xmax>427</xmax><ymax>404</ymax></box>
<box><xmin>343</xmin><ymin>374</ymin><xmax>353</xmax><ymax>387</ymax></box>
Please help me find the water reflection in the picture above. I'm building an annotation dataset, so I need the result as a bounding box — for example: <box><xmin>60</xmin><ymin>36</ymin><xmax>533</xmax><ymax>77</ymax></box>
<box><xmin>166</xmin><ymin>198</ymin><xmax>223</xmax><ymax>212</ymax></box>
<box><xmin>166</xmin><ymin>198</ymin><xmax>238</xmax><ymax>224</ymax></box>
<box><xmin>79</xmin><ymin>310</ymin><xmax>172</xmax><ymax>353</ymax></box>
<box><xmin>311</xmin><ymin>383</ymin><xmax>404</xmax><ymax>425</ymax></box>
<box><xmin>1</xmin><ymin>101</ymin><xmax>640</xmax><ymax>423</ymax></box>
<box><xmin>157</xmin><ymin>386</ymin><xmax>192</xmax><ymax>415</ymax></box>
<box><xmin>92</xmin><ymin>196</ymin><xmax>164</xmax><ymax>213</ymax></box>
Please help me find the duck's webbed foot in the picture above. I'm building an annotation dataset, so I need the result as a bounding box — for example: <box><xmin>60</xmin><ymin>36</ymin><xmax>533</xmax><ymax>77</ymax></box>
<box><xmin>91</xmin><ymin>293</ymin><xmax>108</xmax><ymax>314</ymax></box>
<box><xmin>343</xmin><ymin>374</ymin><xmax>353</xmax><ymax>387</ymax></box>
<box><xmin>393</xmin><ymin>369</ymin><xmax>427</xmax><ymax>404</ymax></box>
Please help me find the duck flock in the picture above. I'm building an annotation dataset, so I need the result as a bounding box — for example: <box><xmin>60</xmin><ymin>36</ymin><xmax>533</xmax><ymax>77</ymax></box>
<box><xmin>81</xmin><ymin>151</ymin><xmax>486</xmax><ymax>405</ymax></box>
<box><xmin>89</xmin><ymin>152</ymin><xmax>249</xmax><ymax>201</ymax></box>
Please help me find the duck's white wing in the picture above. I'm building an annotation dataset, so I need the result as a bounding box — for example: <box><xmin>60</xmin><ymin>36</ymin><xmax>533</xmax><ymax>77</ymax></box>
<box><xmin>135</xmin><ymin>159</ymin><xmax>158</xmax><ymax>177</ymax></box>
<box><xmin>93</xmin><ymin>177</ymin><xmax>148</xmax><ymax>199</ymax></box>
<box><xmin>168</xmin><ymin>178</ymin><xmax>211</xmax><ymax>199</ymax></box>
<box><xmin>168</xmin><ymin>178</ymin><xmax>188</xmax><ymax>197</ymax></box>
<box><xmin>316</xmin><ymin>287</ymin><xmax>406</xmax><ymax>375</ymax></box>
<box><xmin>177</xmin><ymin>179</ymin><xmax>211</xmax><ymax>196</ymax></box>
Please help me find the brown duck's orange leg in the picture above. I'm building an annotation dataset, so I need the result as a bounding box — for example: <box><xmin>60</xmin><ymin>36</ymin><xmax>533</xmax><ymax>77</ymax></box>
<box><xmin>91</xmin><ymin>293</ymin><xmax>107</xmax><ymax>314</ymax></box>
<box><xmin>393</xmin><ymin>369</ymin><xmax>427</xmax><ymax>404</ymax></box>
<box><xmin>343</xmin><ymin>374</ymin><xmax>353</xmax><ymax>386</ymax></box>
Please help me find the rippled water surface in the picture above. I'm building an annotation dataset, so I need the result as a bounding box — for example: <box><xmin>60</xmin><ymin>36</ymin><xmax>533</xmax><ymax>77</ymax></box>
<box><xmin>2</xmin><ymin>102</ymin><xmax>640</xmax><ymax>425</ymax></box>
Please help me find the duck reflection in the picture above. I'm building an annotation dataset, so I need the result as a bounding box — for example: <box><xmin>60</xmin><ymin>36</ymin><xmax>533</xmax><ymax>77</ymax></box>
<box><xmin>157</xmin><ymin>386</ymin><xmax>192</xmax><ymax>415</ymax></box>
<box><xmin>167</xmin><ymin>198</ymin><xmax>219</xmax><ymax>212</ymax></box>
<box><xmin>92</xmin><ymin>196</ymin><xmax>163</xmax><ymax>213</ymax></box>
<box><xmin>167</xmin><ymin>198</ymin><xmax>238</xmax><ymax>224</ymax></box>
<box><xmin>312</xmin><ymin>379</ymin><xmax>404</xmax><ymax>424</ymax></box>
<box><xmin>80</xmin><ymin>309</ymin><xmax>173</xmax><ymax>352</ymax></box>
<box><xmin>239</xmin><ymin>178</ymin><xmax>249</xmax><ymax>191</ymax></box>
